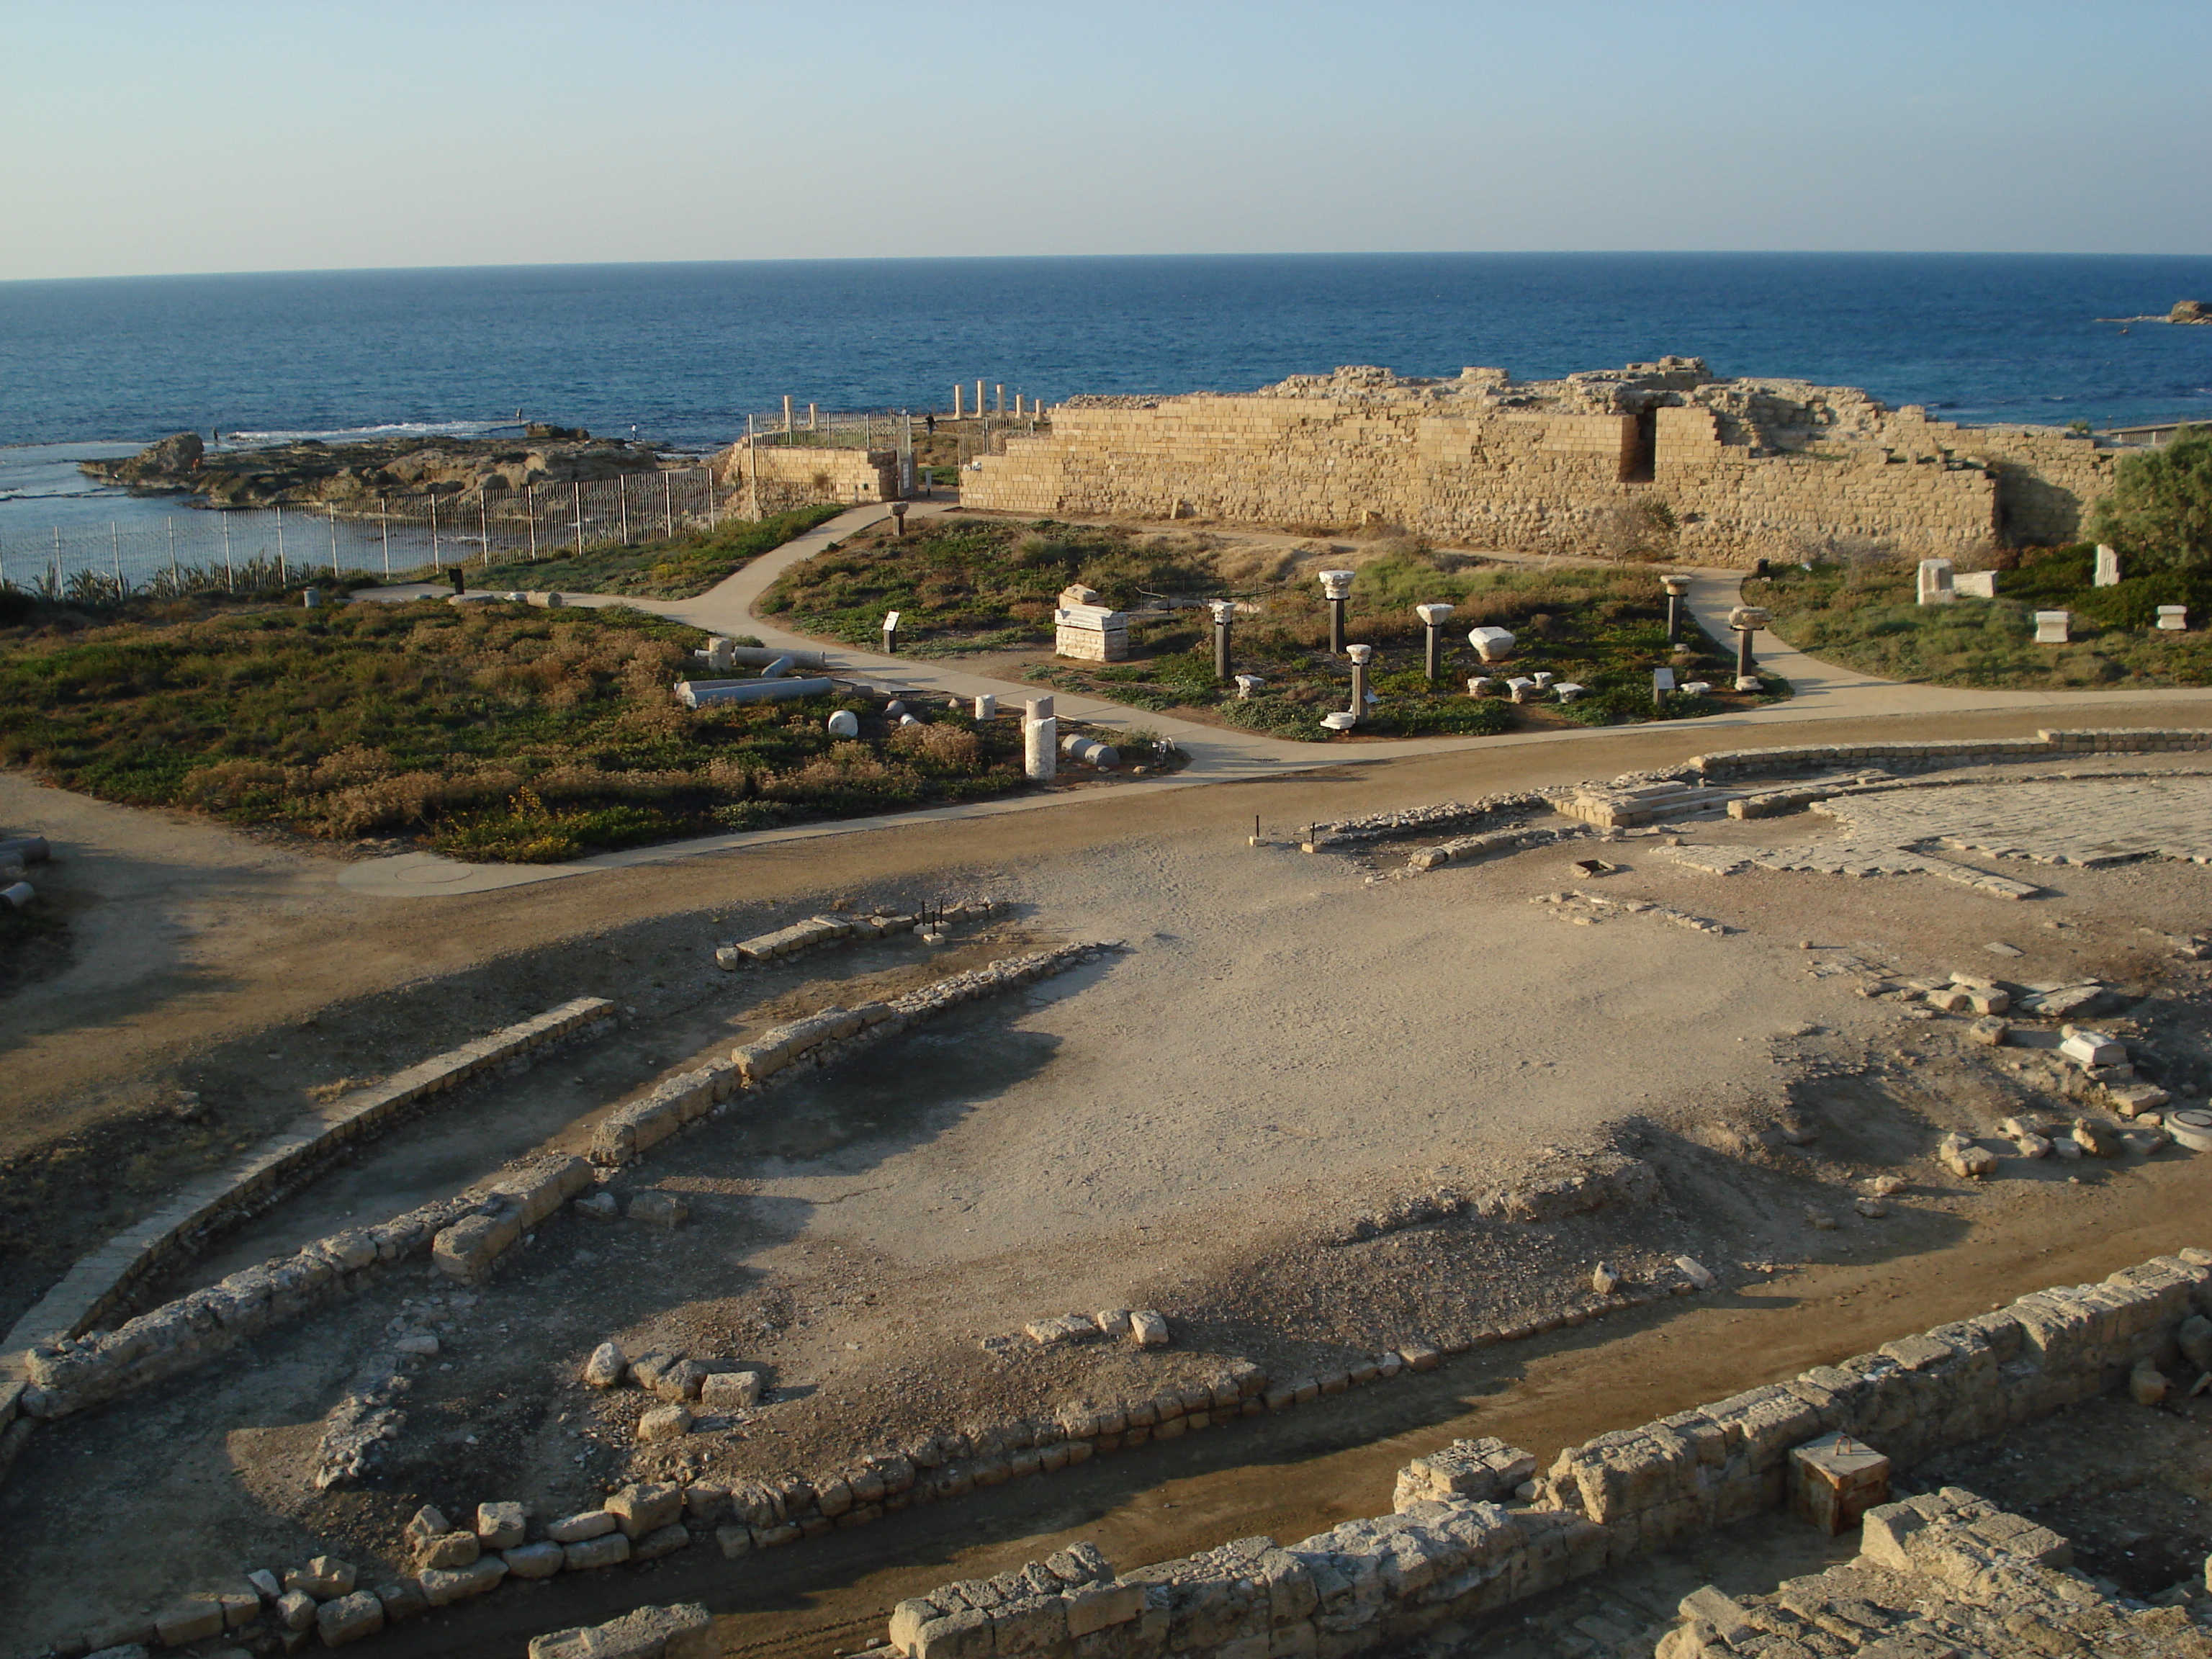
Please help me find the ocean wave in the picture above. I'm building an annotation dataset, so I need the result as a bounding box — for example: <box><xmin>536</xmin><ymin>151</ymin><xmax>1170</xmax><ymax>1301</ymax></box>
<box><xmin>219</xmin><ymin>419</ymin><xmax>517</xmax><ymax>445</ymax></box>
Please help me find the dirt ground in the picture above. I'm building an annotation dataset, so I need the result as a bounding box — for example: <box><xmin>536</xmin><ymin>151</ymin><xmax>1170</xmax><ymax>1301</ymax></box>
<box><xmin>3</xmin><ymin>706</ymin><xmax>2212</xmax><ymax>1657</ymax></box>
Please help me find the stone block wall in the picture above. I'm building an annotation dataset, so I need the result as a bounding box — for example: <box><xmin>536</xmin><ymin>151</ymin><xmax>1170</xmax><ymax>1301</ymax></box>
<box><xmin>961</xmin><ymin>373</ymin><xmax>2123</xmax><ymax>565</ymax></box>
<box><xmin>1</xmin><ymin>996</ymin><xmax>615</xmax><ymax>1367</ymax></box>
<box><xmin>715</xmin><ymin>444</ymin><xmax>899</xmax><ymax>515</ymax></box>
<box><xmin>886</xmin><ymin>1251</ymin><xmax>2212</xmax><ymax>1659</ymax></box>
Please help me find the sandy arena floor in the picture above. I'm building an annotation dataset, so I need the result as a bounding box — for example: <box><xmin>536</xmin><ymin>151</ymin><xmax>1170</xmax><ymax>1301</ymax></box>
<box><xmin>2</xmin><ymin>706</ymin><xmax>2211</xmax><ymax>1656</ymax></box>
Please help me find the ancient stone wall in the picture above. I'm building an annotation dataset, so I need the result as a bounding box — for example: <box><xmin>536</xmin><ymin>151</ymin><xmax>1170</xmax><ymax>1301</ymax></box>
<box><xmin>714</xmin><ymin>443</ymin><xmax>899</xmax><ymax>515</ymax></box>
<box><xmin>885</xmin><ymin>1250</ymin><xmax>2212</xmax><ymax>1659</ymax></box>
<box><xmin>961</xmin><ymin>362</ymin><xmax>2126</xmax><ymax>565</ymax></box>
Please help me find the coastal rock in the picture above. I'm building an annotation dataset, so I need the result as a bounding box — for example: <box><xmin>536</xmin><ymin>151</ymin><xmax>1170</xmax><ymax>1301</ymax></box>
<box><xmin>2170</xmin><ymin>300</ymin><xmax>2211</xmax><ymax>325</ymax></box>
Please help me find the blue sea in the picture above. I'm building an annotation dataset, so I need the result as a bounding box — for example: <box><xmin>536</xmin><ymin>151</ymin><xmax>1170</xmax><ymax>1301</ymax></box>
<box><xmin>3</xmin><ymin>252</ymin><xmax>2210</xmax><ymax>553</ymax></box>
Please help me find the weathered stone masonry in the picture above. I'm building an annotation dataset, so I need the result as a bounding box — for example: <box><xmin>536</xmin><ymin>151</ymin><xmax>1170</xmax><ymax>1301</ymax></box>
<box><xmin>888</xmin><ymin>1250</ymin><xmax>2212</xmax><ymax>1659</ymax></box>
<box><xmin>966</xmin><ymin>360</ymin><xmax>2121</xmax><ymax>564</ymax></box>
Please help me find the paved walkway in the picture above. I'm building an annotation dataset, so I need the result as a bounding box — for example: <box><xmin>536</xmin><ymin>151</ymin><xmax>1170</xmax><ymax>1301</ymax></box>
<box><xmin>343</xmin><ymin>505</ymin><xmax>2212</xmax><ymax>896</ymax></box>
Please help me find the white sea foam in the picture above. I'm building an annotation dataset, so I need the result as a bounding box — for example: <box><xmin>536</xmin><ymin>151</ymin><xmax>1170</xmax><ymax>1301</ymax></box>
<box><xmin>219</xmin><ymin>419</ymin><xmax>516</xmax><ymax>445</ymax></box>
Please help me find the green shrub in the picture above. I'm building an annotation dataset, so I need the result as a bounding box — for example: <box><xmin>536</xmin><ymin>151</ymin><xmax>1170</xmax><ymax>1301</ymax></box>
<box><xmin>2085</xmin><ymin>428</ymin><xmax>2212</xmax><ymax>572</ymax></box>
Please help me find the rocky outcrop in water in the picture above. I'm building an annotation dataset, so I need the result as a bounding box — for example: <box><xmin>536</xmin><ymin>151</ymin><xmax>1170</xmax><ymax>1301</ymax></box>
<box><xmin>2170</xmin><ymin>300</ymin><xmax>2211</xmax><ymax>324</ymax></box>
<box><xmin>82</xmin><ymin>429</ymin><xmax>667</xmax><ymax>508</ymax></box>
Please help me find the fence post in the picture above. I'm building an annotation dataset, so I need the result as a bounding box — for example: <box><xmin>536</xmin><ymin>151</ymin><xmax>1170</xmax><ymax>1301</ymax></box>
<box><xmin>276</xmin><ymin>505</ymin><xmax>288</xmax><ymax>586</ymax></box>
<box><xmin>428</xmin><ymin>497</ymin><xmax>438</xmax><ymax>569</ymax></box>
<box><xmin>329</xmin><ymin>507</ymin><xmax>340</xmax><ymax>580</ymax></box>
<box><xmin>574</xmin><ymin>481</ymin><xmax>584</xmax><ymax>557</ymax></box>
<box><xmin>619</xmin><ymin>475</ymin><xmax>629</xmax><ymax>544</ymax></box>
<box><xmin>663</xmin><ymin>471</ymin><xmax>673</xmax><ymax>539</ymax></box>
<box><xmin>479</xmin><ymin>498</ymin><xmax>490</xmax><ymax>567</ymax></box>
<box><xmin>747</xmin><ymin>415</ymin><xmax>760</xmax><ymax>520</ymax></box>
<box><xmin>381</xmin><ymin>497</ymin><xmax>391</xmax><ymax>578</ymax></box>
<box><xmin>526</xmin><ymin>485</ymin><xmax>536</xmax><ymax>562</ymax></box>
<box><xmin>223</xmin><ymin>516</ymin><xmax>234</xmax><ymax>590</ymax></box>
<box><xmin>111</xmin><ymin>521</ymin><xmax>122</xmax><ymax>593</ymax></box>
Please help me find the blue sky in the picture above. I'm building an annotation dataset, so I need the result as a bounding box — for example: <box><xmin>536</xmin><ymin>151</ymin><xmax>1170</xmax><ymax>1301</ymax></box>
<box><xmin>3</xmin><ymin>0</ymin><xmax>2206</xmax><ymax>280</ymax></box>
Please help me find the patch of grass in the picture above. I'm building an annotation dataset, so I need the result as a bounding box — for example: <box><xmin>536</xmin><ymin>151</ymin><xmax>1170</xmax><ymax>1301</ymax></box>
<box><xmin>0</xmin><ymin>593</ymin><xmax>1026</xmax><ymax>859</ymax></box>
<box><xmin>449</xmin><ymin>505</ymin><xmax>845</xmax><ymax>601</ymax></box>
<box><xmin>1748</xmin><ymin>544</ymin><xmax>2212</xmax><ymax>688</ymax></box>
<box><xmin>791</xmin><ymin>518</ymin><xmax>1777</xmax><ymax>738</ymax></box>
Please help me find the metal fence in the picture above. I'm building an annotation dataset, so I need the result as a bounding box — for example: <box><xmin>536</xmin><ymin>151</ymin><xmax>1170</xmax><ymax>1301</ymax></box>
<box><xmin>1</xmin><ymin>466</ymin><xmax>732</xmax><ymax>598</ymax></box>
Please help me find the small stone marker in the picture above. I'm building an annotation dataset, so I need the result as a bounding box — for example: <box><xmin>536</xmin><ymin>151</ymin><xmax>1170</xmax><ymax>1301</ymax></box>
<box><xmin>1915</xmin><ymin>558</ymin><xmax>1955</xmax><ymax>606</ymax></box>
<box><xmin>1467</xmin><ymin>625</ymin><xmax>1516</xmax><ymax>663</ymax></box>
<box><xmin>1789</xmin><ymin>1433</ymin><xmax>1890</xmax><ymax>1534</ymax></box>
<box><xmin>1673</xmin><ymin>1255</ymin><xmax>1716</xmax><ymax>1290</ymax></box>
<box><xmin>1234</xmin><ymin>673</ymin><xmax>1265</xmax><ymax>699</ymax></box>
<box><xmin>2095</xmin><ymin>543</ymin><xmax>2121</xmax><ymax>586</ymax></box>
<box><xmin>1954</xmin><ymin>570</ymin><xmax>1997</xmax><ymax>598</ymax></box>
<box><xmin>1652</xmin><ymin>667</ymin><xmax>1676</xmax><ymax>703</ymax></box>
<box><xmin>2033</xmin><ymin>609</ymin><xmax>2070</xmax><ymax>644</ymax></box>
<box><xmin>2159</xmin><ymin>604</ymin><xmax>2188</xmax><ymax>631</ymax></box>
<box><xmin>826</xmin><ymin>709</ymin><xmax>860</xmax><ymax>738</ymax></box>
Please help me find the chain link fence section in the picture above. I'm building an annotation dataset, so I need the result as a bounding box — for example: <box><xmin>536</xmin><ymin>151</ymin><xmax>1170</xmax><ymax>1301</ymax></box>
<box><xmin>0</xmin><ymin>467</ymin><xmax>730</xmax><ymax>599</ymax></box>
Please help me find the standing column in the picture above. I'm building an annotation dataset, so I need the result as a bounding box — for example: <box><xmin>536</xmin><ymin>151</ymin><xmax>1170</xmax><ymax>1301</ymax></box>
<box><xmin>1661</xmin><ymin>573</ymin><xmax>1691</xmax><ymax>643</ymax></box>
<box><xmin>1318</xmin><ymin>569</ymin><xmax>1355</xmax><ymax>655</ymax></box>
<box><xmin>1346</xmin><ymin>644</ymin><xmax>1372</xmax><ymax>725</ymax></box>
<box><xmin>952</xmin><ymin>384</ymin><xmax>963</xmax><ymax>418</ymax></box>
<box><xmin>1730</xmin><ymin>604</ymin><xmax>1768</xmax><ymax>688</ymax></box>
<box><xmin>1416</xmin><ymin>603</ymin><xmax>1453</xmax><ymax>680</ymax></box>
<box><xmin>1210</xmin><ymin>599</ymin><xmax>1235</xmax><ymax>682</ymax></box>
<box><xmin>1022</xmin><ymin>695</ymin><xmax>1056</xmax><ymax>781</ymax></box>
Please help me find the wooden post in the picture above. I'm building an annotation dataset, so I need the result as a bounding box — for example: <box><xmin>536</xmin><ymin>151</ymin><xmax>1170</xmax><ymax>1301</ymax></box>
<box><xmin>573</xmin><ymin>482</ymin><xmax>584</xmax><ymax>557</ymax></box>
<box><xmin>382</xmin><ymin>497</ymin><xmax>392</xmax><ymax>577</ymax></box>
<box><xmin>663</xmin><ymin>472</ymin><xmax>674</xmax><ymax>539</ymax></box>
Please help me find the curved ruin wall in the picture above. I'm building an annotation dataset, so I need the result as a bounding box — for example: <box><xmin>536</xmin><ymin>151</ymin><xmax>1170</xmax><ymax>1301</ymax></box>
<box><xmin>966</xmin><ymin>365</ymin><xmax>2120</xmax><ymax>565</ymax></box>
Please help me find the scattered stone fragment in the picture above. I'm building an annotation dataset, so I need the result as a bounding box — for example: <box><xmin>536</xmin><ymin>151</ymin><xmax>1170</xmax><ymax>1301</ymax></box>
<box><xmin>1129</xmin><ymin>1310</ymin><xmax>1170</xmax><ymax>1347</ymax></box>
<box><xmin>1092</xmin><ymin>1308</ymin><xmax>1134</xmax><ymax>1340</ymax></box>
<box><xmin>638</xmin><ymin>1403</ymin><xmax>693</xmax><ymax>1442</ymax></box>
<box><xmin>634</xmin><ymin>1521</ymin><xmax>692</xmax><ymax>1561</ymax></box>
<box><xmin>608</xmin><ymin>1482</ymin><xmax>683</xmax><ymax>1539</ymax></box>
<box><xmin>563</xmin><ymin>1533</ymin><xmax>631</xmax><ymax>1571</ymax></box>
<box><xmin>315</xmin><ymin>1591</ymin><xmax>387</xmax><ymax>1647</ymax></box>
<box><xmin>419</xmin><ymin>1556</ymin><xmax>506</xmax><ymax>1606</ymax></box>
<box><xmin>1966</xmin><ymin>1017</ymin><xmax>2010</xmax><ymax>1046</ymax></box>
<box><xmin>503</xmin><ymin>1541</ymin><xmax>565</xmax><ymax>1580</ymax></box>
<box><xmin>2073</xmin><ymin>1117</ymin><xmax>2123</xmax><ymax>1158</ymax></box>
<box><xmin>2015</xmin><ymin>1130</ymin><xmax>2053</xmax><ymax>1159</ymax></box>
<box><xmin>574</xmin><ymin>1190</ymin><xmax>619</xmax><ymax>1220</ymax></box>
<box><xmin>528</xmin><ymin>1603</ymin><xmax>714</xmax><ymax>1659</ymax></box>
<box><xmin>2132</xmin><ymin>1359</ymin><xmax>2171</xmax><ymax>1405</ymax></box>
<box><xmin>476</xmin><ymin>1501</ymin><xmax>527</xmax><ymax>1550</ymax></box>
<box><xmin>373</xmin><ymin>1581</ymin><xmax>428</xmax><ymax>1622</ymax></box>
<box><xmin>1854</xmin><ymin>1197</ymin><xmax>1888</xmax><ymax>1219</ymax></box>
<box><xmin>153</xmin><ymin>1600</ymin><xmax>225</xmax><ymax>1644</ymax></box>
<box><xmin>415</xmin><ymin>1530</ymin><xmax>480</xmax><ymax>1570</ymax></box>
<box><xmin>394</xmin><ymin>1334</ymin><xmax>440</xmax><ymax>1357</ymax></box>
<box><xmin>1590</xmin><ymin>1262</ymin><xmax>1620</xmax><ymax>1295</ymax></box>
<box><xmin>2179</xmin><ymin>1314</ymin><xmax>2212</xmax><ymax>1374</ymax></box>
<box><xmin>1936</xmin><ymin>1133</ymin><xmax>1998</xmax><ymax>1179</ymax></box>
<box><xmin>628</xmin><ymin>1190</ymin><xmax>688</xmax><ymax>1228</ymax></box>
<box><xmin>1867</xmin><ymin>1174</ymin><xmax>1906</xmax><ymax>1197</ymax></box>
<box><xmin>547</xmin><ymin>1509</ymin><xmax>617</xmax><ymax>1543</ymax></box>
<box><xmin>583</xmin><ymin>1341</ymin><xmax>627</xmax><ymax>1388</ymax></box>
<box><xmin>246</xmin><ymin>1569</ymin><xmax>282</xmax><ymax>1604</ymax></box>
<box><xmin>275</xmin><ymin>1590</ymin><xmax>318</xmax><ymax>1632</ymax></box>
<box><xmin>1673</xmin><ymin>1255</ymin><xmax>1717</xmax><ymax>1290</ymax></box>
<box><xmin>699</xmin><ymin>1370</ymin><xmax>764</xmax><ymax>1411</ymax></box>
<box><xmin>285</xmin><ymin>1556</ymin><xmax>356</xmax><ymax>1600</ymax></box>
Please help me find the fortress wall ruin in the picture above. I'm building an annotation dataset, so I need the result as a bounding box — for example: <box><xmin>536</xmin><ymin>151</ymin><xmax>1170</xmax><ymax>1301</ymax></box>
<box><xmin>969</xmin><ymin>369</ymin><xmax>2120</xmax><ymax>564</ymax></box>
<box><xmin>716</xmin><ymin>443</ymin><xmax>899</xmax><ymax>513</ymax></box>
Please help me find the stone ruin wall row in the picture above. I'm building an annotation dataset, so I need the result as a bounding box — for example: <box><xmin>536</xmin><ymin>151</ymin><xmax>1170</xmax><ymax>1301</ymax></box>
<box><xmin>963</xmin><ymin>397</ymin><xmax>2118</xmax><ymax>565</ymax></box>
<box><xmin>714</xmin><ymin>443</ymin><xmax>899</xmax><ymax>516</ymax></box>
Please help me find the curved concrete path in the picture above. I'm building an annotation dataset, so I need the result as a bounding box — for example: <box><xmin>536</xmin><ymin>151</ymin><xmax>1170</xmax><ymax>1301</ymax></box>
<box><xmin>343</xmin><ymin>504</ymin><xmax>2212</xmax><ymax>896</ymax></box>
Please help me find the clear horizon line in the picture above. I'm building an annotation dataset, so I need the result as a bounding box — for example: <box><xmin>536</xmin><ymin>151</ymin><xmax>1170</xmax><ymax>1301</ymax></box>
<box><xmin>8</xmin><ymin>247</ymin><xmax>2212</xmax><ymax>288</ymax></box>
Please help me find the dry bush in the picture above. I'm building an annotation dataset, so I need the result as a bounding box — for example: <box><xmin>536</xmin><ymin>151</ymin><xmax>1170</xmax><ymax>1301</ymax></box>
<box><xmin>891</xmin><ymin>721</ymin><xmax>982</xmax><ymax>769</ymax></box>
<box><xmin>178</xmin><ymin>759</ymin><xmax>289</xmax><ymax>811</ymax></box>
<box><xmin>1210</xmin><ymin>544</ymin><xmax>1305</xmax><ymax>588</ymax></box>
